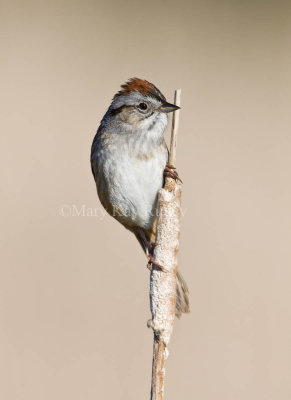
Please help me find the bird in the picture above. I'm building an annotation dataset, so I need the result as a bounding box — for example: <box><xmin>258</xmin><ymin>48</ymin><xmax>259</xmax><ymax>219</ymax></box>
<box><xmin>90</xmin><ymin>78</ymin><xmax>189</xmax><ymax>317</ymax></box>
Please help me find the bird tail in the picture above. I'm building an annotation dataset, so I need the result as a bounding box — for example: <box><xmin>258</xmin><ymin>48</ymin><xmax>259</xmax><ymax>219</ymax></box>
<box><xmin>175</xmin><ymin>270</ymin><xmax>190</xmax><ymax>318</ymax></box>
<box><xmin>134</xmin><ymin>227</ymin><xmax>190</xmax><ymax>318</ymax></box>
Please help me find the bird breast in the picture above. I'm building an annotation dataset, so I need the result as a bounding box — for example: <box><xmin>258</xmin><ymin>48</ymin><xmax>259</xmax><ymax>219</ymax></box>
<box><xmin>92</xmin><ymin>136</ymin><xmax>168</xmax><ymax>231</ymax></box>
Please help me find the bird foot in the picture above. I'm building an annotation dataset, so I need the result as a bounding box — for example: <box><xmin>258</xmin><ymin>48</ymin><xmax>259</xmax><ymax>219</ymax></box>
<box><xmin>136</xmin><ymin>228</ymin><xmax>165</xmax><ymax>272</ymax></box>
<box><xmin>163</xmin><ymin>163</ymin><xmax>182</xmax><ymax>183</ymax></box>
<box><xmin>147</xmin><ymin>255</ymin><xmax>166</xmax><ymax>272</ymax></box>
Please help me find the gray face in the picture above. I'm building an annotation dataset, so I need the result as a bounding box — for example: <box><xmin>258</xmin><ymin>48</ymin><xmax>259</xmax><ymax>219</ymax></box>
<box><xmin>109</xmin><ymin>92</ymin><xmax>163</xmax><ymax>125</ymax></box>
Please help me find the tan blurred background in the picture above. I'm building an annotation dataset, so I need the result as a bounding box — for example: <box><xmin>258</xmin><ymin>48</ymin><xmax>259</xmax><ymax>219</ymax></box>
<box><xmin>1</xmin><ymin>0</ymin><xmax>291</xmax><ymax>399</ymax></box>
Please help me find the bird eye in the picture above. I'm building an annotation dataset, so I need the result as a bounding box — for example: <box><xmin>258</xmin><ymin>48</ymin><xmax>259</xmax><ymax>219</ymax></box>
<box><xmin>137</xmin><ymin>102</ymin><xmax>148</xmax><ymax>111</ymax></box>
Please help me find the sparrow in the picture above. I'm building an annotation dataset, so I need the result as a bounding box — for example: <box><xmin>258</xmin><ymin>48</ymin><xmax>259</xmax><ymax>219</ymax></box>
<box><xmin>90</xmin><ymin>78</ymin><xmax>189</xmax><ymax>317</ymax></box>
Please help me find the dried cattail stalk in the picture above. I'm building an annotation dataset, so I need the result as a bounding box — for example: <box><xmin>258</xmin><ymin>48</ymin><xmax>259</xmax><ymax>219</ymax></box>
<box><xmin>150</xmin><ymin>89</ymin><xmax>182</xmax><ymax>400</ymax></box>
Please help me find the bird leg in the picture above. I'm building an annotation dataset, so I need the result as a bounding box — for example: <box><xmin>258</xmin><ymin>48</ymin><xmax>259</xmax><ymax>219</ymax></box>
<box><xmin>163</xmin><ymin>163</ymin><xmax>182</xmax><ymax>183</ymax></box>
<box><xmin>137</xmin><ymin>228</ymin><xmax>165</xmax><ymax>271</ymax></box>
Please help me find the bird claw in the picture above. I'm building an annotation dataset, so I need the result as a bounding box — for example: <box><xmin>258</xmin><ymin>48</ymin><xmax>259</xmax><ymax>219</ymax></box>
<box><xmin>163</xmin><ymin>164</ymin><xmax>183</xmax><ymax>183</ymax></box>
<box><xmin>147</xmin><ymin>255</ymin><xmax>165</xmax><ymax>272</ymax></box>
<box><xmin>136</xmin><ymin>228</ymin><xmax>165</xmax><ymax>272</ymax></box>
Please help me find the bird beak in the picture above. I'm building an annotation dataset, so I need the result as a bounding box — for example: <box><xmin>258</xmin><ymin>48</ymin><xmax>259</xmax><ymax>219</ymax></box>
<box><xmin>158</xmin><ymin>102</ymin><xmax>180</xmax><ymax>113</ymax></box>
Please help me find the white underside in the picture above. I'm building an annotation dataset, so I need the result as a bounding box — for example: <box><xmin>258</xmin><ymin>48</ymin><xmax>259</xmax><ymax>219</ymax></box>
<box><xmin>96</xmin><ymin>146</ymin><xmax>167</xmax><ymax>230</ymax></box>
<box><xmin>92</xmin><ymin>113</ymin><xmax>168</xmax><ymax>230</ymax></box>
